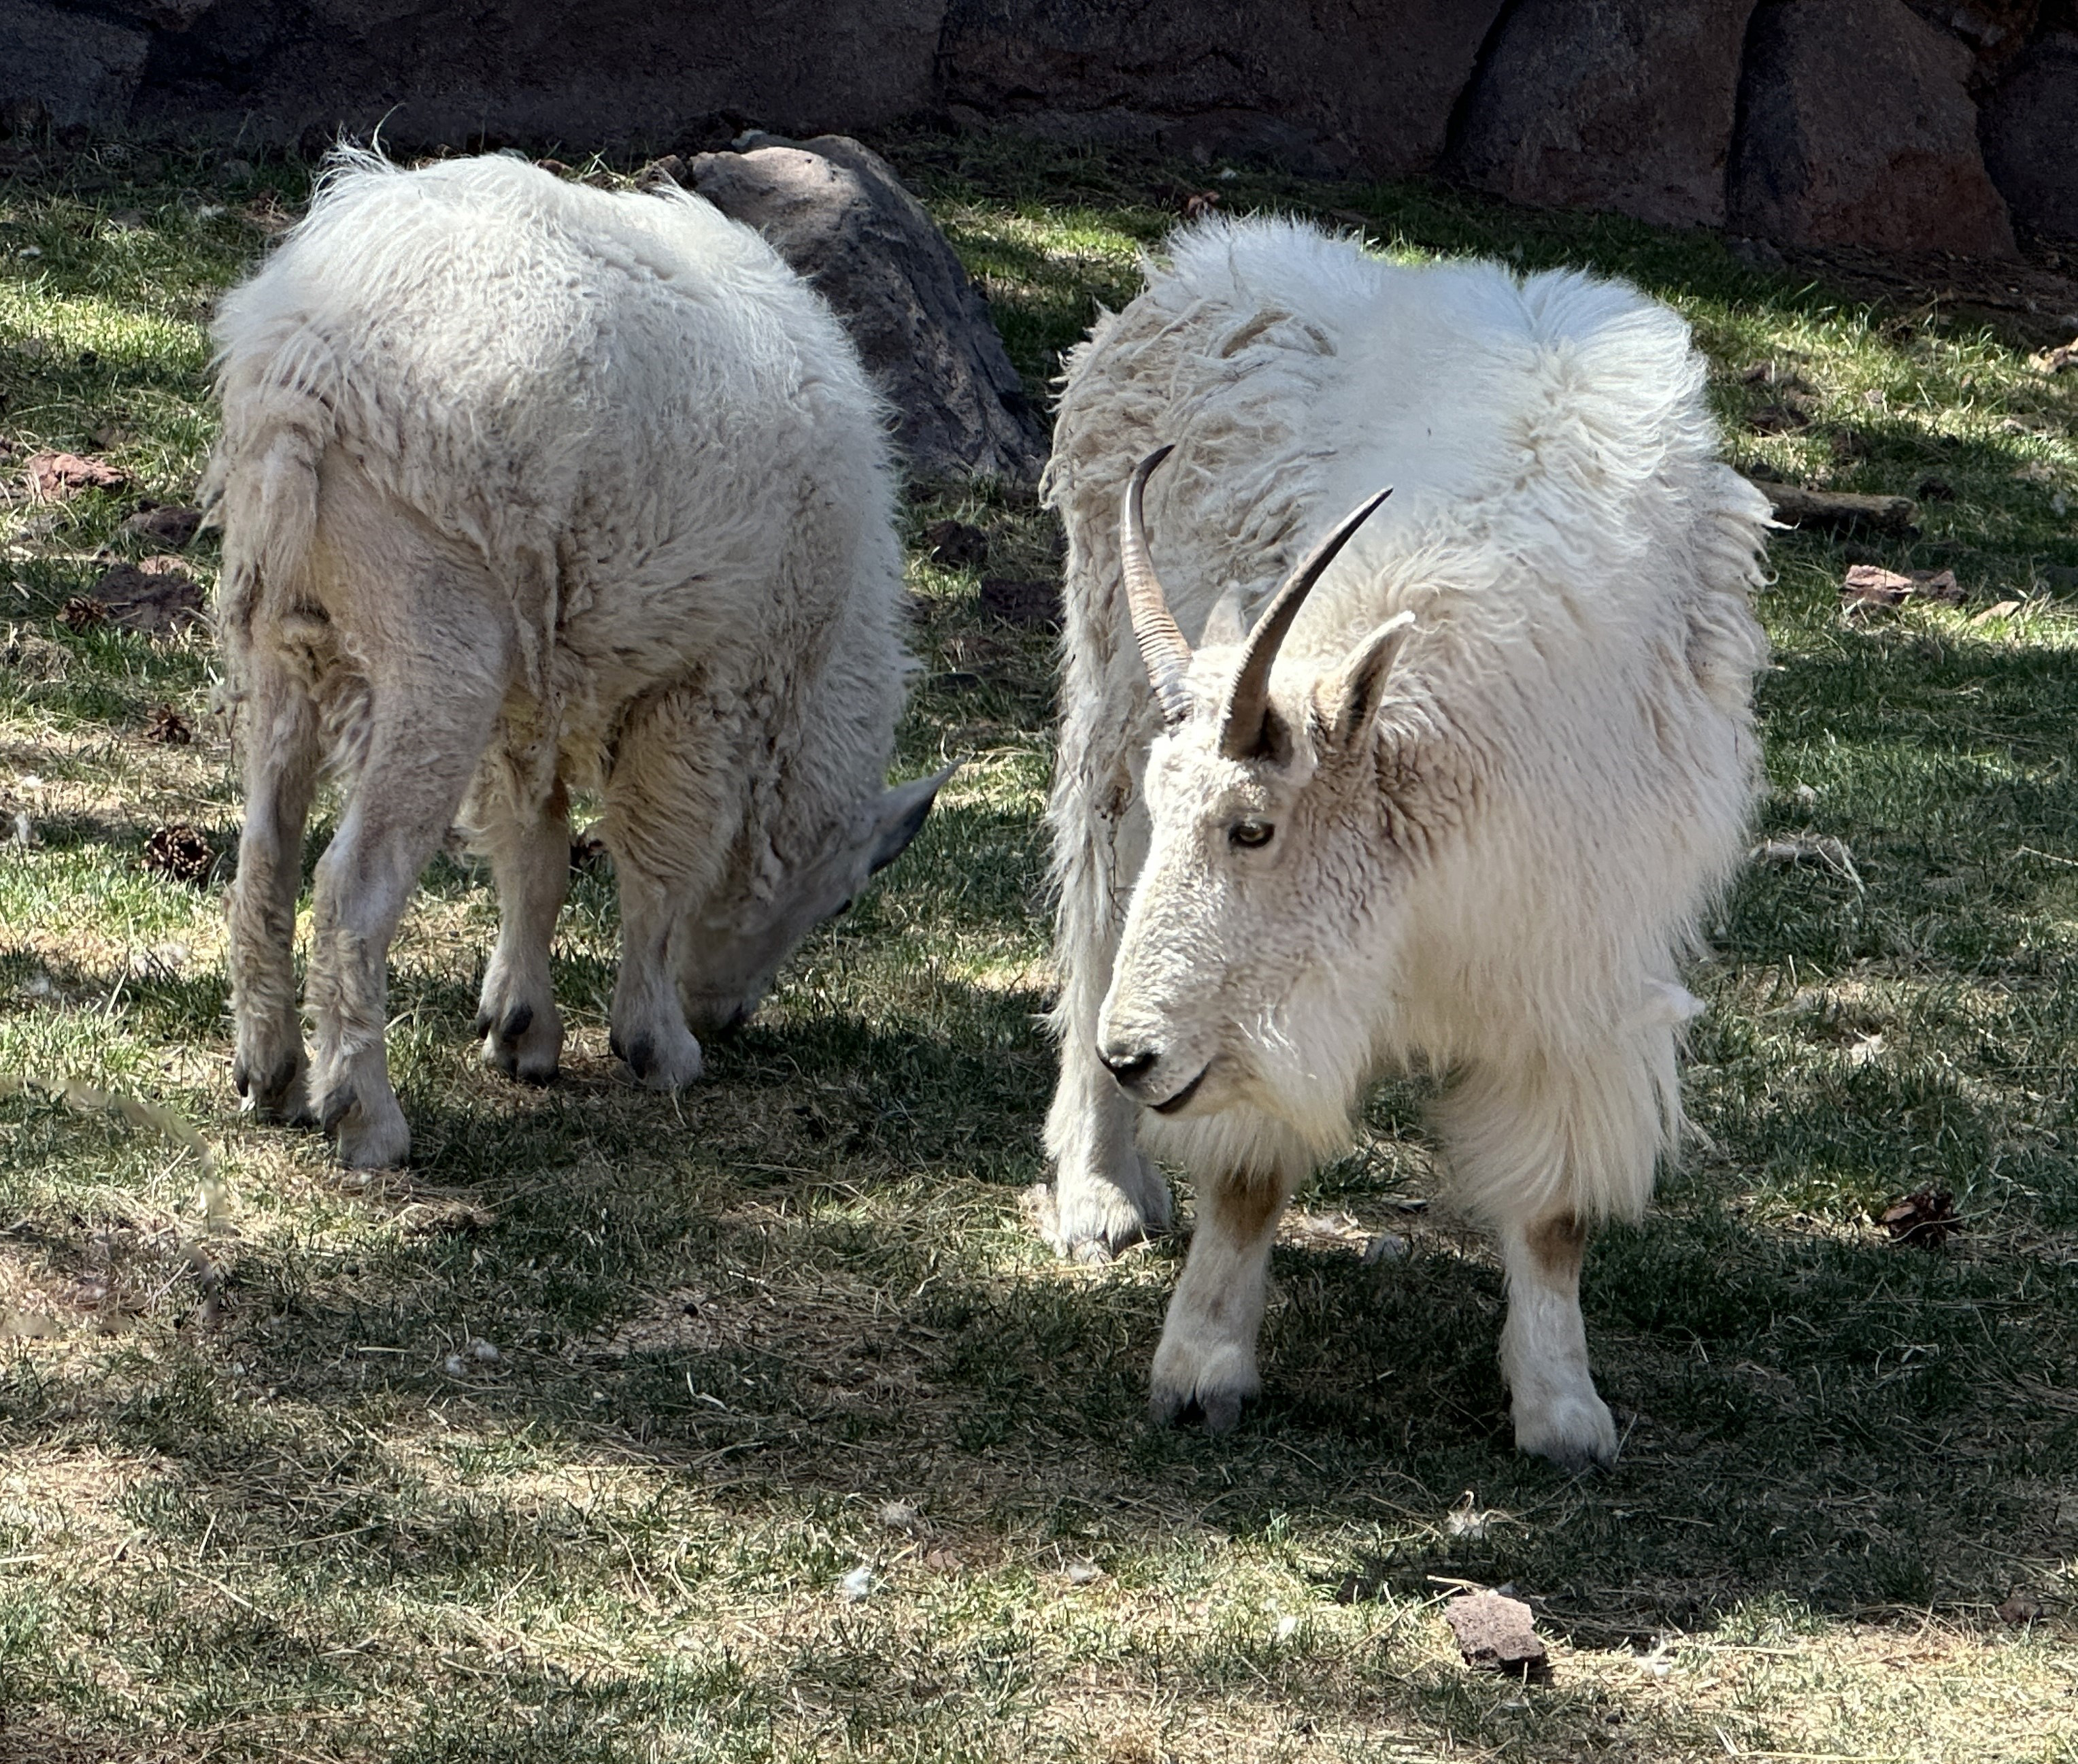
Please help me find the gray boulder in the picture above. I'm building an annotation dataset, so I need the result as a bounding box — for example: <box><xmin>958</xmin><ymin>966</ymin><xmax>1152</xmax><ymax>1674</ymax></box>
<box><xmin>938</xmin><ymin>0</ymin><xmax>1507</xmax><ymax>177</ymax></box>
<box><xmin>686</xmin><ymin>135</ymin><xmax>1046</xmax><ymax>484</ymax></box>
<box><xmin>1446</xmin><ymin>0</ymin><xmax>1758</xmax><ymax>230</ymax></box>
<box><xmin>1983</xmin><ymin>32</ymin><xmax>2078</xmax><ymax>242</ymax></box>
<box><xmin>0</xmin><ymin>1</ymin><xmax>149</xmax><ymax>131</ymax></box>
<box><xmin>7</xmin><ymin>0</ymin><xmax>948</xmax><ymax>149</ymax></box>
<box><xmin>1728</xmin><ymin>0</ymin><xmax>2016</xmax><ymax>258</ymax></box>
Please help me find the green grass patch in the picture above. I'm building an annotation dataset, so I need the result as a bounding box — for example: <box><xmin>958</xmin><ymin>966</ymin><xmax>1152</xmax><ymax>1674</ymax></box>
<box><xmin>3</xmin><ymin>130</ymin><xmax>2077</xmax><ymax>1761</ymax></box>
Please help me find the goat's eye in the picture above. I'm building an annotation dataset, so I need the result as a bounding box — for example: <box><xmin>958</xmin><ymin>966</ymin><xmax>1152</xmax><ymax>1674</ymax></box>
<box><xmin>1229</xmin><ymin>818</ymin><xmax>1275</xmax><ymax>849</ymax></box>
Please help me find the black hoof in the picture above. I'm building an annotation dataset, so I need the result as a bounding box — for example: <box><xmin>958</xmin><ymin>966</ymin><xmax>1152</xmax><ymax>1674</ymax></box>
<box><xmin>318</xmin><ymin>1086</ymin><xmax>358</xmax><ymax>1135</ymax></box>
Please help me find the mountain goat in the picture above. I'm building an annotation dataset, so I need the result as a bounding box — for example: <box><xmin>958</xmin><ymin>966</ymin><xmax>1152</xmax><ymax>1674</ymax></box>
<box><xmin>210</xmin><ymin>151</ymin><xmax>946</xmax><ymax>1168</ymax></box>
<box><xmin>1041</xmin><ymin>218</ymin><xmax>1770</xmax><ymax>1469</ymax></box>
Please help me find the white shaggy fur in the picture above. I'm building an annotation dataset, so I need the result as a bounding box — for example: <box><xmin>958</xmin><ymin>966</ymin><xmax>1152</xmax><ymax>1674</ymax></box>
<box><xmin>210</xmin><ymin>151</ymin><xmax>944</xmax><ymax>1167</ymax></box>
<box><xmin>1042</xmin><ymin>218</ymin><xmax>1771</xmax><ymax>1468</ymax></box>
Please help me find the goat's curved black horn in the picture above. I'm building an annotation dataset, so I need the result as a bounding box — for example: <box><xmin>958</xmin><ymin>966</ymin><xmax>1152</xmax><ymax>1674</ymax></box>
<box><xmin>1220</xmin><ymin>486</ymin><xmax>1392</xmax><ymax>760</ymax></box>
<box><xmin>1119</xmin><ymin>446</ymin><xmax>1195</xmax><ymax>726</ymax></box>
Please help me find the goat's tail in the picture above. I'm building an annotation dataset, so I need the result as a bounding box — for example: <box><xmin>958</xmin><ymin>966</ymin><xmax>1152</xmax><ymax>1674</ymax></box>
<box><xmin>203</xmin><ymin>324</ymin><xmax>341</xmax><ymax>650</ymax></box>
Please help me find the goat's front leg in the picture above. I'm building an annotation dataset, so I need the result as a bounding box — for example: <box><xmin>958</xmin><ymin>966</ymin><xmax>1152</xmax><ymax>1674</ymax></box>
<box><xmin>473</xmin><ymin>781</ymin><xmax>570</xmax><ymax>1083</ymax></box>
<box><xmin>1147</xmin><ymin>1155</ymin><xmax>1301</xmax><ymax>1431</ymax></box>
<box><xmin>601</xmin><ymin>691</ymin><xmax>739</xmax><ymax>1092</ymax></box>
<box><xmin>1498</xmin><ymin>1211</ymin><xmax>1618</xmax><ymax>1471</ymax></box>
<box><xmin>226</xmin><ymin>656</ymin><xmax>321</xmax><ymax>1122</ymax></box>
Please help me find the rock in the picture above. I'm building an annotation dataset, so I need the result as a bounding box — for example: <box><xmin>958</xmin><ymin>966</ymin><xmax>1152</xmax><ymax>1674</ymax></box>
<box><xmin>1447</xmin><ymin>0</ymin><xmax>1758</xmax><ymax>229</ymax></box>
<box><xmin>0</xmin><ymin>1</ymin><xmax>150</xmax><ymax>131</ymax></box>
<box><xmin>1983</xmin><ymin>33</ymin><xmax>2078</xmax><ymax>243</ymax></box>
<box><xmin>1441</xmin><ymin>1592</ymin><xmax>1552</xmax><ymax>1682</ymax></box>
<box><xmin>16</xmin><ymin>1</ymin><xmax>945</xmax><ymax>150</ymax></box>
<box><xmin>939</xmin><ymin>0</ymin><xmax>1507</xmax><ymax>177</ymax></box>
<box><xmin>1728</xmin><ymin>0</ymin><xmax>2017</xmax><ymax>258</ymax></box>
<box><xmin>688</xmin><ymin>135</ymin><xmax>1046</xmax><ymax>483</ymax></box>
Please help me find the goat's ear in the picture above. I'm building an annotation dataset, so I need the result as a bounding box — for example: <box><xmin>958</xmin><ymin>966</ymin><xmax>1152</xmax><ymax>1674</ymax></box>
<box><xmin>1315</xmin><ymin>611</ymin><xmax>1415</xmax><ymax>746</ymax></box>
<box><xmin>1201</xmin><ymin>582</ymin><xmax>1249</xmax><ymax>648</ymax></box>
<box><xmin>869</xmin><ymin>763</ymin><xmax>958</xmax><ymax>875</ymax></box>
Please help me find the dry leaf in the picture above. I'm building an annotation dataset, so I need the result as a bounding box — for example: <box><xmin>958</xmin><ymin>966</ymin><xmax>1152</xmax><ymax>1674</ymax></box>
<box><xmin>24</xmin><ymin>450</ymin><xmax>127</xmax><ymax>500</ymax></box>
<box><xmin>1881</xmin><ymin>1189</ymin><xmax>1961</xmax><ymax>1249</ymax></box>
<box><xmin>1751</xmin><ymin>834</ymin><xmax>1862</xmax><ymax>887</ymax></box>
<box><xmin>1845</xmin><ymin>1031</ymin><xmax>1886</xmax><ymax>1067</ymax></box>
<box><xmin>1841</xmin><ymin>563</ymin><xmax>1963</xmax><ymax>614</ymax></box>
<box><xmin>144</xmin><ymin>702</ymin><xmax>192</xmax><ymax>744</ymax></box>
<box><xmin>1970</xmin><ymin>599</ymin><xmax>2022</xmax><ymax>625</ymax></box>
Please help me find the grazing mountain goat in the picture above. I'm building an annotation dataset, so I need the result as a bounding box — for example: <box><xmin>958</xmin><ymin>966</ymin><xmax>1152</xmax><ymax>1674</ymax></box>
<box><xmin>209</xmin><ymin>152</ymin><xmax>946</xmax><ymax>1168</ymax></box>
<box><xmin>1041</xmin><ymin>218</ymin><xmax>1770</xmax><ymax>1468</ymax></box>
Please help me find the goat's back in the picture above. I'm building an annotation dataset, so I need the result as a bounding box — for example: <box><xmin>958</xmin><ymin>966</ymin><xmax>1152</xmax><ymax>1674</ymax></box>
<box><xmin>210</xmin><ymin>152</ymin><xmax>896</xmax><ymax>652</ymax></box>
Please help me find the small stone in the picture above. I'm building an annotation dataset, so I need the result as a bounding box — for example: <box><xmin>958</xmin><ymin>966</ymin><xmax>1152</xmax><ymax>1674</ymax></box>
<box><xmin>1442</xmin><ymin>1591</ymin><xmax>1550</xmax><ymax>1681</ymax></box>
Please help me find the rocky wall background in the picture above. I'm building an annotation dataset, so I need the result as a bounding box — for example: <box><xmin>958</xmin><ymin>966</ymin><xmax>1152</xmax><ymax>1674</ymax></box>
<box><xmin>3</xmin><ymin>0</ymin><xmax>2074</xmax><ymax>258</ymax></box>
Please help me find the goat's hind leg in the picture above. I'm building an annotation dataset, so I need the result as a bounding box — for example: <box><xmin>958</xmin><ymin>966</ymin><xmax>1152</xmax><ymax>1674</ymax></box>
<box><xmin>1496</xmin><ymin>1209</ymin><xmax>1616</xmax><ymax>1471</ymax></box>
<box><xmin>1043</xmin><ymin>752</ymin><xmax>1172</xmax><ymax>1259</ymax></box>
<box><xmin>227</xmin><ymin>652</ymin><xmax>321</xmax><ymax>1122</ymax></box>
<box><xmin>471</xmin><ymin>779</ymin><xmax>569</xmax><ymax>1083</ymax></box>
<box><xmin>1437</xmin><ymin>1048</ymin><xmax>1662</xmax><ymax>1470</ymax></box>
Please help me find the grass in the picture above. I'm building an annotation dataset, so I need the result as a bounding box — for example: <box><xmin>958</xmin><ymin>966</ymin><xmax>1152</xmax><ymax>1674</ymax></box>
<box><xmin>3</xmin><ymin>125</ymin><xmax>2078</xmax><ymax>1761</ymax></box>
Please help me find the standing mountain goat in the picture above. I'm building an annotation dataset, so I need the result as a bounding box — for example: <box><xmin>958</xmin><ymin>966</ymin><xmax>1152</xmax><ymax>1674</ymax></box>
<box><xmin>210</xmin><ymin>152</ymin><xmax>946</xmax><ymax>1168</ymax></box>
<box><xmin>1042</xmin><ymin>219</ymin><xmax>1770</xmax><ymax>1468</ymax></box>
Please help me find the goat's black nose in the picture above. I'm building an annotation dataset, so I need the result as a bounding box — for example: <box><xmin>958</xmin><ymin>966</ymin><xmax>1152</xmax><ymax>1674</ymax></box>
<box><xmin>1100</xmin><ymin>1047</ymin><xmax>1159</xmax><ymax>1088</ymax></box>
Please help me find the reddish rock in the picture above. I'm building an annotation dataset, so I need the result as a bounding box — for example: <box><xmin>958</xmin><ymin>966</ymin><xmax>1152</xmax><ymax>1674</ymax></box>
<box><xmin>1729</xmin><ymin>0</ymin><xmax>2017</xmax><ymax>257</ymax></box>
<box><xmin>1447</xmin><ymin>0</ymin><xmax>1758</xmax><ymax>229</ymax></box>
<box><xmin>939</xmin><ymin>0</ymin><xmax>1507</xmax><ymax>177</ymax></box>
<box><xmin>1983</xmin><ymin>32</ymin><xmax>2078</xmax><ymax>241</ymax></box>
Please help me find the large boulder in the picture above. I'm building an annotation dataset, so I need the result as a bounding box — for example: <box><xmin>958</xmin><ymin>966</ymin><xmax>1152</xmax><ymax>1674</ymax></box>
<box><xmin>7</xmin><ymin>0</ymin><xmax>948</xmax><ymax>148</ymax></box>
<box><xmin>1983</xmin><ymin>31</ymin><xmax>2078</xmax><ymax>242</ymax></box>
<box><xmin>939</xmin><ymin>0</ymin><xmax>1507</xmax><ymax>177</ymax></box>
<box><xmin>0</xmin><ymin>1</ymin><xmax>150</xmax><ymax>131</ymax></box>
<box><xmin>1728</xmin><ymin>0</ymin><xmax>2017</xmax><ymax>257</ymax></box>
<box><xmin>686</xmin><ymin>135</ymin><xmax>1046</xmax><ymax>483</ymax></box>
<box><xmin>1446</xmin><ymin>0</ymin><xmax>1758</xmax><ymax>229</ymax></box>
